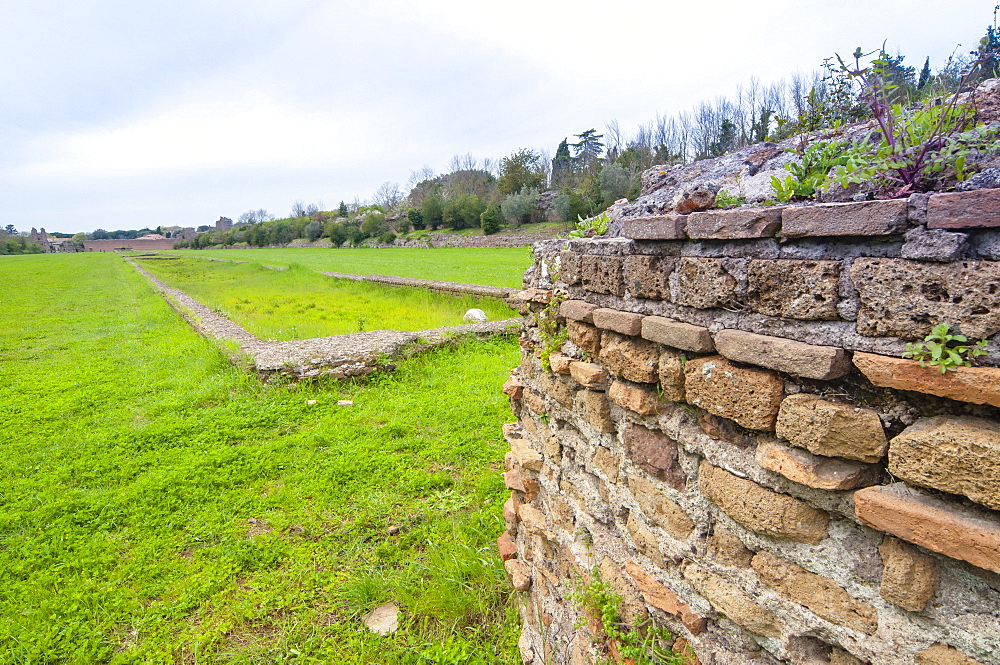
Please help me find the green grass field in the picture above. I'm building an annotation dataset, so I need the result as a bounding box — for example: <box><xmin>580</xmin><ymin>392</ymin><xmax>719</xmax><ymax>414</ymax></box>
<box><xmin>168</xmin><ymin>248</ymin><xmax>532</xmax><ymax>289</ymax></box>
<box><xmin>136</xmin><ymin>258</ymin><xmax>517</xmax><ymax>341</ymax></box>
<box><xmin>0</xmin><ymin>253</ymin><xmax>521</xmax><ymax>663</ymax></box>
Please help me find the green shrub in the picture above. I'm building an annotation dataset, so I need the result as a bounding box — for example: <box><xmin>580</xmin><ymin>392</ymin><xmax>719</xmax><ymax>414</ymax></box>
<box><xmin>500</xmin><ymin>188</ymin><xmax>540</xmax><ymax>226</ymax></box>
<box><xmin>480</xmin><ymin>203</ymin><xmax>502</xmax><ymax>235</ymax></box>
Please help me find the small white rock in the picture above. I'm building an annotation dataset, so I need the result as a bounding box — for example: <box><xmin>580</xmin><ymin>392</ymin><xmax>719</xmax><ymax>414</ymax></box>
<box><xmin>462</xmin><ymin>308</ymin><xmax>489</xmax><ymax>323</ymax></box>
<box><xmin>338</xmin><ymin>400</ymin><xmax>354</xmax><ymax>406</ymax></box>
<box><xmin>363</xmin><ymin>602</ymin><xmax>400</xmax><ymax>636</ymax></box>
<box><xmin>306</xmin><ymin>400</ymin><xmax>318</xmax><ymax>406</ymax></box>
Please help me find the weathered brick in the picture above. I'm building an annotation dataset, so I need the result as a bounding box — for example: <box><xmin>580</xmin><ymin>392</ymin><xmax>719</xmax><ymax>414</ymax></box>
<box><xmin>682</xmin><ymin>562</ymin><xmax>782</xmax><ymax>638</ymax></box>
<box><xmin>699</xmin><ymin>460</ymin><xmax>829</xmax><ymax>544</ymax></box>
<box><xmin>879</xmin><ymin>536</ymin><xmax>938</xmax><ymax>612</ymax></box>
<box><xmin>624</xmin><ymin>561</ymin><xmax>708</xmax><ymax>635</ymax></box>
<box><xmin>502</xmin><ymin>375</ymin><xmax>524</xmax><ymax>399</ymax></box>
<box><xmin>559</xmin><ymin>299</ymin><xmax>598</xmax><ymax>323</ymax></box>
<box><xmin>673</xmin><ymin>258</ymin><xmax>740</xmax><ymax>309</ymax></box>
<box><xmin>504</xmin><ymin>559</ymin><xmax>532</xmax><ymax>591</ymax></box>
<box><xmin>515</xmin><ymin>287</ymin><xmax>553</xmax><ymax>303</ymax></box>
<box><xmin>685</xmin><ymin>356</ymin><xmax>784</xmax><ymax>431</ymax></box>
<box><xmin>582</xmin><ymin>255</ymin><xmax>625</xmax><ymax>296</ymax></box>
<box><xmin>714</xmin><ymin>329</ymin><xmax>850</xmax><ymax>380</ymax></box>
<box><xmin>567</xmin><ymin>320</ymin><xmax>602</xmax><ymax>357</ymax></box>
<box><xmin>622</xmin><ymin>424</ymin><xmax>686</xmax><ymax>490</ymax></box>
<box><xmin>854</xmin><ymin>483</ymin><xmax>1000</xmax><ymax>574</ymax></box>
<box><xmin>707</xmin><ymin>524</ymin><xmax>753</xmax><ymax>567</ymax></box>
<box><xmin>775</xmin><ymin>393</ymin><xmax>888</xmax><ymax>463</ymax></box>
<box><xmin>620</xmin><ymin>214</ymin><xmax>687</xmax><ymax>240</ymax></box>
<box><xmin>782</xmin><ymin>199</ymin><xmax>909</xmax><ymax>237</ymax></box>
<box><xmin>608</xmin><ymin>380</ymin><xmax>668</xmax><ymax>416</ymax></box>
<box><xmin>697</xmin><ymin>412</ymin><xmax>755</xmax><ymax>448</ymax></box>
<box><xmin>625</xmin><ymin>512</ymin><xmax>666</xmax><ymax>567</ymax></box>
<box><xmin>755</xmin><ymin>438</ymin><xmax>881</xmax><ymax>491</ymax></box>
<box><xmin>574</xmin><ymin>389</ymin><xmax>615</xmax><ymax>433</ymax></box>
<box><xmin>641</xmin><ymin>316</ymin><xmax>715</xmax><ymax>352</ymax></box>
<box><xmin>687</xmin><ymin>206</ymin><xmax>782</xmax><ymax>239</ymax></box>
<box><xmin>548</xmin><ymin>353</ymin><xmax>573</xmax><ymax>374</ymax></box>
<box><xmin>599</xmin><ymin>331</ymin><xmax>659</xmax><ymax>383</ymax></box>
<box><xmin>916</xmin><ymin>643</ymin><xmax>985</xmax><ymax>665</ymax></box>
<box><xmin>503</xmin><ymin>493</ymin><xmax>519</xmax><ymax>534</ymax></box>
<box><xmin>538</xmin><ymin>372</ymin><xmax>576</xmax><ymax>408</ymax></box>
<box><xmin>627</xmin><ymin>473</ymin><xmax>694</xmax><ymax>539</ymax></box>
<box><xmin>623</xmin><ymin>254</ymin><xmax>673</xmax><ymax>299</ymax></box>
<box><xmin>504</xmin><ymin>423</ymin><xmax>544</xmax><ymax>471</ymax></box>
<box><xmin>497</xmin><ymin>532</ymin><xmax>518</xmax><ymax>561</ymax></box>
<box><xmin>592</xmin><ymin>308</ymin><xmax>645</xmax><ymax>336</ymax></box>
<box><xmin>751</xmin><ymin>551</ymin><xmax>878</xmax><ymax>635</ymax></box>
<box><xmin>927</xmin><ymin>188</ymin><xmax>1000</xmax><ymax>230</ymax></box>
<box><xmin>517</xmin><ymin>504</ymin><xmax>548</xmax><ymax>536</ymax></box>
<box><xmin>592</xmin><ymin>446</ymin><xmax>620</xmax><ymax>483</ymax></box>
<box><xmin>569</xmin><ymin>361</ymin><xmax>608</xmax><ymax>389</ymax></box>
<box><xmin>850</xmin><ymin>258</ymin><xmax>1000</xmax><ymax>339</ymax></box>
<box><xmin>560</xmin><ymin>251</ymin><xmax>582</xmax><ymax>285</ymax></box>
<box><xmin>889</xmin><ymin>416</ymin><xmax>1000</xmax><ymax>511</ymax></box>
<box><xmin>522</xmin><ymin>389</ymin><xmax>548</xmax><ymax>415</ymax></box>
<box><xmin>658</xmin><ymin>349</ymin><xmax>686</xmax><ymax>402</ymax></box>
<box><xmin>854</xmin><ymin>352</ymin><xmax>1000</xmax><ymax>409</ymax></box>
<box><xmin>747</xmin><ymin>259</ymin><xmax>841</xmax><ymax>320</ymax></box>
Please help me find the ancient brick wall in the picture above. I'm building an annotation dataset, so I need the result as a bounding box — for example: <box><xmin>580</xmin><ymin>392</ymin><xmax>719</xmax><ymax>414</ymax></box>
<box><xmin>84</xmin><ymin>238</ymin><xmax>178</xmax><ymax>252</ymax></box>
<box><xmin>500</xmin><ymin>191</ymin><xmax>1000</xmax><ymax>665</ymax></box>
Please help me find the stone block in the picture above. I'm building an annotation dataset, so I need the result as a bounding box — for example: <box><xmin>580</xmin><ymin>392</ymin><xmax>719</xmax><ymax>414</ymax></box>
<box><xmin>582</xmin><ymin>255</ymin><xmax>625</xmax><ymax>296</ymax></box>
<box><xmin>672</xmin><ymin>258</ymin><xmax>740</xmax><ymax>309</ymax></box>
<box><xmin>599</xmin><ymin>331</ymin><xmax>659</xmax><ymax>383</ymax></box>
<box><xmin>751</xmin><ymin>551</ymin><xmax>878</xmax><ymax>635</ymax></box>
<box><xmin>624</xmin><ymin>561</ymin><xmax>708</xmax><ymax>635</ymax></box>
<box><xmin>522</xmin><ymin>389</ymin><xmax>548</xmax><ymax>416</ymax></box>
<box><xmin>592</xmin><ymin>446</ymin><xmax>620</xmax><ymax>483</ymax></box>
<box><xmin>888</xmin><ymin>416</ymin><xmax>1000</xmax><ymax>511</ymax></box>
<box><xmin>775</xmin><ymin>393</ymin><xmax>887</xmax><ymax>463</ymax></box>
<box><xmin>624</xmin><ymin>254</ymin><xmax>673</xmax><ymax>299</ymax></box>
<box><xmin>560</xmin><ymin>299</ymin><xmax>598</xmax><ymax>323</ymax></box>
<box><xmin>574</xmin><ymin>389</ymin><xmax>615</xmax><ymax>434</ymax></box>
<box><xmin>854</xmin><ymin>483</ymin><xmax>1000</xmax><ymax>574</ymax></box>
<box><xmin>698</xmin><ymin>460</ymin><xmax>829</xmax><ymax>544</ymax></box>
<box><xmin>901</xmin><ymin>227</ymin><xmax>970</xmax><ymax>261</ymax></box>
<box><xmin>517</xmin><ymin>504</ymin><xmax>548</xmax><ymax>536</ymax></box>
<box><xmin>504</xmin><ymin>559</ymin><xmax>532</xmax><ymax>591</ymax></box>
<box><xmin>850</xmin><ymin>258</ymin><xmax>1000</xmax><ymax>339</ymax></box>
<box><xmin>549</xmin><ymin>353</ymin><xmax>573</xmax><ymax>374</ymax></box>
<box><xmin>879</xmin><ymin>536</ymin><xmax>938</xmax><ymax>612</ymax></box>
<box><xmin>658</xmin><ymin>349</ymin><xmax>686</xmax><ymax>402</ymax></box>
<box><xmin>608</xmin><ymin>380</ymin><xmax>667</xmax><ymax>416</ymax></box>
<box><xmin>707</xmin><ymin>524</ymin><xmax>754</xmax><ymax>567</ymax></box>
<box><xmin>684</xmin><ymin>356</ymin><xmax>784</xmax><ymax>431</ymax></box>
<box><xmin>682</xmin><ymin>562</ymin><xmax>782</xmax><ymax>638</ymax></box>
<box><xmin>592</xmin><ymin>308</ymin><xmax>645</xmax><ymax>336</ymax></box>
<box><xmin>599</xmin><ymin>557</ymin><xmax>648</xmax><ymax>626</ymax></box>
<box><xmin>713</xmin><ymin>329</ymin><xmax>851</xmax><ymax>380</ymax></box>
<box><xmin>538</xmin><ymin>372</ymin><xmax>576</xmax><ymax>409</ymax></box>
<box><xmin>625</xmin><ymin>512</ymin><xmax>666</xmax><ymax>567</ymax></box>
<box><xmin>502</xmin><ymin>375</ymin><xmax>524</xmax><ymax>399</ymax></box>
<box><xmin>560</xmin><ymin>250</ymin><xmax>582</xmax><ymax>285</ymax></box>
<box><xmin>686</xmin><ymin>207</ymin><xmax>783</xmax><ymax>239</ymax></box>
<box><xmin>697</xmin><ymin>413</ymin><xmax>755</xmax><ymax>448</ymax></box>
<box><xmin>927</xmin><ymin>188</ymin><xmax>1000</xmax><ymax>229</ymax></box>
<box><xmin>567</xmin><ymin>320</ymin><xmax>602</xmax><ymax>357</ymax></box>
<box><xmin>747</xmin><ymin>259</ymin><xmax>841</xmax><ymax>320</ymax></box>
<box><xmin>516</xmin><ymin>288</ymin><xmax>552</xmax><ymax>304</ymax></box>
<box><xmin>622</xmin><ymin>424</ymin><xmax>686</xmax><ymax>490</ymax></box>
<box><xmin>569</xmin><ymin>361</ymin><xmax>608</xmax><ymax>389</ymax></box>
<box><xmin>627</xmin><ymin>473</ymin><xmax>695</xmax><ymax>539</ymax></box>
<box><xmin>504</xmin><ymin>423</ymin><xmax>544</xmax><ymax>472</ymax></box>
<box><xmin>853</xmin><ymin>352</ymin><xmax>1000</xmax><ymax>408</ymax></box>
<box><xmin>916</xmin><ymin>643</ymin><xmax>985</xmax><ymax>665</ymax></box>
<box><xmin>641</xmin><ymin>316</ymin><xmax>715</xmax><ymax>352</ymax></box>
<box><xmin>621</xmin><ymin>214</ymin><xmax>688</xmax><ymax>240</ymax></box>
<box><xmin>498</xmin><ymin>532</ymin><xmax>518</xmax><ymax>561</ymax></box>
<box><xmin>755</xmin><ymin>438</ymin><xmax>881</xmax><ymax>491</ymax></box>
<box><xmin>782</xmin><ymin>199</ymin><xmax>909</xmax><ymax>237</ymax></box>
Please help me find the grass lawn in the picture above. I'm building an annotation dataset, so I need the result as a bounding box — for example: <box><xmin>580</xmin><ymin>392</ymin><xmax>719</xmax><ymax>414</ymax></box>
<box><xmin>136</xmin><ymin>257</ymin><xmax>517</xmax><ymax>341</ymax></box>
<box><xmin>168</xmin><ymin>248</ymin><xmax>532</xmax><ymax>289</ymax></box>
<box><xmin>0</xmin><ymin>253</ymin><xmax>521</xmax><ymax>663</ymax></box>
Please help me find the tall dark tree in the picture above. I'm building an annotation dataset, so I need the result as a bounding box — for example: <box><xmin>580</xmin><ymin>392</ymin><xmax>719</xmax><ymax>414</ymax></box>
<box><xmin>917</xmin><ymin>56</ymin><xmax>932</xmax><ymax>90</ymax></box>
<box><xmin>551</xmin><ymin>138</ymin><xmax>574</xmax><ymax>187</ymax></box>
<box><xmin>572</xmin><ymin>129</ymin><xmax>604</xmax><ymax>169</ymax></box>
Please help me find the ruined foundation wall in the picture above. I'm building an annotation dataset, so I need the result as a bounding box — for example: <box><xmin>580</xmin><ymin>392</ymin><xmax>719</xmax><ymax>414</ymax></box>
<box><xmin>500</xmin><ymin>191</ymin><xmax>1000</xmax><ymax>665</ymax></box>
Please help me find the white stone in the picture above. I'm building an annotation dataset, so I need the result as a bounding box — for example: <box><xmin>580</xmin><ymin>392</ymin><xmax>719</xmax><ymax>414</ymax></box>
<box><xmin>463</xmin><ymin>308</ymin><xmax>489</xmax><ymax>323</ymax></box>
<box><xmin>338</xmin><ymin>400</ymin><xmax>354</xmax><ymax>406</ymax></box>
<box><xmin>363</xmin><ymin>602</ymin><xmax>400</xmax><ymax>635</ymax></box>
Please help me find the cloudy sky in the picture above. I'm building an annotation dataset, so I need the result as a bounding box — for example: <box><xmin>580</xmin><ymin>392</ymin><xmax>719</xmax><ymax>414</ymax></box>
<box><xmin>2</xmin><ymin>1</ymin><xmax>996</xmax><ymax>233</ymax></box>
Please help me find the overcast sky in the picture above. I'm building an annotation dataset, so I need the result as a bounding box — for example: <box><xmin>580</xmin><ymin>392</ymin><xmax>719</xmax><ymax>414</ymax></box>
<box><xmin>2</xmin><ymin>1</ymin><xmax>996</xmax><ymax>233</ymax></box>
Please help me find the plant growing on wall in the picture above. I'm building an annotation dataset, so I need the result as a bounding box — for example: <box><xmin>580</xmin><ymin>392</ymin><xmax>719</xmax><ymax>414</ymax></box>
<box><xmin>770</xmin><ymin>140</ymin><xmax>850</xmax><ymax>201</ymax></box>
<box><xmin>570</xmin><ymin>213</ymin><xmax>610</xmax><ymax>238</ymax></box>
<box><xmin>902</xmin><ymin>323</ymin><xmax>989</xmax><ymax>373</ymax></box>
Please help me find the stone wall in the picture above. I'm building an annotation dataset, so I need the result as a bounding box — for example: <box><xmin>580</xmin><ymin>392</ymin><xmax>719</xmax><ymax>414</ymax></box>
<box><xmin>84</xmin><ymin>238</ymin><xmax>178</xmax><ymax>252</ymax></box>
<box><xmin>500</xmin><ymin>190</ymin><xmax>1000</xmax><ymax>665</ymax></box>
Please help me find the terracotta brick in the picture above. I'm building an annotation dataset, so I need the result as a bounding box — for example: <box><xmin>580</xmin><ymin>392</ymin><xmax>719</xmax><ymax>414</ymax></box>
<box><xmin>751</xmin><ymin>551</ymin><xmax>878</xmax><ymax>635</ymax></box>
<box><xmin>714</xmin><ymin>329</ymin><xmax>851</xmax><ymax>380</ymax></box>
<box><xmin>607</xmin><ymin>380</ymin><xmax>667</xmax><ymax>416</ymax></box>
<box><xmin>549</xmin><ymin>353</ymin><xmax>573</xmax><ymax>374</ymax></box>
<box><xmin>560</xmin><ymin>250</ymin><xmax>582</xmax><ymax>285</ymax></box>
<box><xmin>699</xmin><ymin>460</ymin><xmax>829</xmax><ymax>544</ymax></box>
<box><xmin>620</xmin><ymin>214</ymin><xmax>687</xmax><ymax>240</ymax></box>
<box><xmin>879</xmin><ymin>536</ymin><xmax>938</xmax><ymax>612</ymax></box>
<box><xmin>927</xmin><ymin>188</ymin><xmax>1000</xmax><ymax>229</ymax></box>
<box><xmin>627</xmin><ymin>473</ymin><xmax>694</xmax><ymax>539</ymax></box>
<box><xmin>504</xmin><ymin>559</ymin><xmax>532</xmax><ymax>591</ymax></box>
<box><xmin>889</xmin><ymin>416</ymin><xmax>1000</xmax><ymax>511</ymax></box>
<box><xmin>747</xmin><ymin>259</ymin><xmax>841</xmax><ymax>320</ymax></box>
<box><xmin>622</xmin><ymin>424</ymin><xmax>686</xmax><ymax>490</ymax></box>
<box><xmin>854</xmin><ymin>483</ymin><xmax>1000</xmax><ymax>574</ymax></box>
<box><xmin>673</xmin><ymin>258</ymin><xmax>740</xmax><ymax>309</ymax></box>
<box><xmin>755</xmin><ymin>438</ymin><xmax>881</xmax><ymax>491</ymax></box>
<box><xmin>569</xmin><ymin>361</ymin><xmax>608</xmax><ymax>389</ymax></box>
<box><xmin>567</xmin><ymin>320</ymin><xmax>602</xmax><ymax>357</ymax></box>
<box><xmin>623</xmin><ymin>254</ymin><xmax>673</xmax><ymax>299</ymax></box>
<box><xmin>658</xmin><ymin>349</ymin><xmax>686</xmax><ymax>401</ymax></box>
<box><xmin>497</xmin><ymin>532</ymin><xmax>518</xmax><ymax>561</ymax></box>
<box><xmin>592</xmin><ymin>308</ymin><xmax>645</xmax><ymax>336</ymax></box>
<box><xmin>641</xmin><ymin>316</ymin><xmax>715</xmax><ymax>352</ymax></box>
<box><xmin>624</xmin><ymin>561</ymin><xmax>708</xmax><ymax>635</ymax></box>
<box><xmin>684</xmin><ymin>356</ymin><xmax>784</xmax><ymax>431</ymax></box>
<box><xmin>582</xmin><ymin>255</ymin><xmax>625</xmax><ymax>296</ymax></box>
<box><xmin>782</xmin><ymin>199</ymin><xmax>909</xmax><ymax>237</ymax></box>
<box><xmin>683</xmin><ymin>562</ymin><xmax>782</xmax><ymax>638</ymax></box>
<box><xmin>502</xmin><ymin>375</ymin><xmax>524</xmax><ymax>398</ymax></box>
<box><xmin>687</xmin><ymin>206</ymin><xmax>782</xmax><ymax>239</ymax></box>
<box><xmin>560</xmin><ymin>299</ymin><xmax>598</xmax><ymax>323</ymax></box>
<box><xmin>854</xmin><ymin>352</ymin><xmax>1000</xmax><ymax>409</ymax></box>
<box><xmin>599</xmin><ymin>331</ymin><xmax>659</xmax><ymax>383</ymax></box>
<box><xmin>522</xmin><ymin>389</ymin><xmax>548</xmax><ymax>415</ymax></box>
<box><xmin>916</xmin><ymin>643</ymin><xmax>985</xmax><ymax>665</ymax></box>
<box><xmin>776</xmin><ymin>393</ymin><xmax>888</xmax><ymax>463</ymax></box>
<box><xmin>574</xmin><ymin>389</ymin><xmax>615</xmax><ymax>433</ymax></box>
<box><xmin>503</xmin><ymin>493</ymin><xmax>519</xmax><ymax>534</ymax></box>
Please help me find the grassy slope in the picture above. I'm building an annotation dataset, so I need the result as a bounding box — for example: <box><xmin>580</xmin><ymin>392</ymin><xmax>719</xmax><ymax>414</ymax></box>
<box><xmin>168</xmin><ymin>247</ymin><xmax>532</xmax><ymax>289</ymax></box>
<box><xmin>0</xmin><ymin>254</ymin><xmax>521</xmax><ymax>663</ymax></box>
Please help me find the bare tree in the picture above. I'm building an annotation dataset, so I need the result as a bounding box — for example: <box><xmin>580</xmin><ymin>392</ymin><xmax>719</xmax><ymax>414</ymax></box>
<box><xmin>372</xmin><ymin>181</ymin><xmax>404</xmax><ymax>211</ymax></box>
<box><xmin>605</xmin><ymin>119</ymin><xmax>624</xmax><ymax>161</ymax></box>
<box><xmin>291</xmin><ymin>200</ymin><xmax>307</xmax><ymax>217</ymax></box>
<box><xmin>407</xmin><ymin>166</ymin><xmax>436</xmax><ymax>190</ymax></box>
